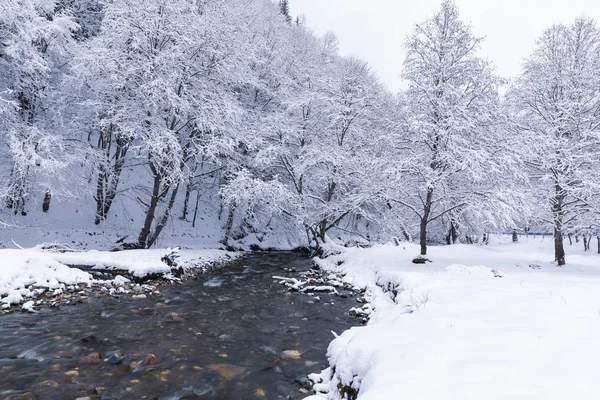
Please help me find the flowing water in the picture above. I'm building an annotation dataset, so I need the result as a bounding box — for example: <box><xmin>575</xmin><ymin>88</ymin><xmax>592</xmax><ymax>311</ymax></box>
<box><xmin>0</xmin><ymin>252</ymin><xmax>357</xmax><ymax>400</ymax></box>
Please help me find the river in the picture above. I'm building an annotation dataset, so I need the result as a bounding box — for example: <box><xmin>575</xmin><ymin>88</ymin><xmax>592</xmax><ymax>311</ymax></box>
<box><xmin>0</xmin><ymin>252</ymin><xmax>357</xmax><ymax>399</ymax></box>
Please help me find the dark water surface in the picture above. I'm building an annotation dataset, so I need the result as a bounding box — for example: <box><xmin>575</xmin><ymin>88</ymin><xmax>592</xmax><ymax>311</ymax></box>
<box><xmin>0</xmin><ymin>252</ymin><xmax>356</xmax><ymax>399</ymax></box>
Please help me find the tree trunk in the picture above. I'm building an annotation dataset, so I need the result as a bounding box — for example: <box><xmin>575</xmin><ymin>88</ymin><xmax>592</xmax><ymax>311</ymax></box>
<box><xmin>223</xmin><ymin>203</ymin><xmax>236</xmax><ymax>246</ymax></box>
<box><xmin>512</xmin><ymin>230</ymin><xmax>518</xmax><ymax>243</ymax></box>
<box><xmin>319</xmin><ymin>220</ymin><xmax>327</xmax><ymax>244</ymax></box>
<box><xmin>192</xmin><ymin>190</ymin><xmax>201</xmax><ymax>228</ymax></box>
<box><xmin>146</xmin><ymin>183</ymin><xmax>180</xmax><ymax>248</ymax></box>
<box><xmin>94</xmin><ymin>166</ymin><xmax>107</xmax><ymax>225</ymax></box>
<box><xmin>181</xmin><ymin>179</ymin><xmax>191</xmax><ymax>220</ymax></box>
<box><xmin>309</xmin><ymin>227</ymin><xmax>323</xmax><ymax>256</ymax></box>
<box><xmin>552</xmin><ymin>180</ymin><xmax>566</xmax><ymax>266</ymax></box>
<box><xmin>446</xmin><ymin>221</ymin><xmax>457</xmax><ymax>245</ymax></box>
<box><xmin>555</xmin><ymin>227</ymin><xmax>565</xmax><ymax>266</ymax></box>
<box><xmin>42</xmin><ymin>191</ymin><xmax>51</xmax><ymax>213</ymax></box>
<box><xmin>419</xmin><ymin>188</ymin><xmax>434</xmax><ymax>256</ymax></box>
<box><xmin>94</xmin><ymin>128</ymin><xmax>129</xmax><ymax>225</ymax></box>
<box><xmin>568</xmin><ymin>233</ymin><xmax>572</xmax><ymax>245</ymax></box>
<box><xmin>583</xmin><ymin>236</ymin><xmax>589</xmax><ymax>251</ymax></box>
<box><xmin>399</xmin><ymin>224</ymin><xmax>412</xmax><ymax>242</ymax></box>
<box><xmin>137</xmin><ymin>170</ymin><xmax>162</xmax><ymax>248</ymax></box>
<box><xmin>597</xmin><ymin>236</ymin><xmax>600</xmax><ymax>255</ymax></box>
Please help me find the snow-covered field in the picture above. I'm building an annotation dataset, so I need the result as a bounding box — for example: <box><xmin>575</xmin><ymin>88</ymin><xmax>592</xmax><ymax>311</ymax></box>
<box><xmin>0</xmin><ymin>247</ymin><xmax>237</xmax><ymax>310</ymax></box>
<box><xmin>308</xmin><ymin>235</ymin><xmax>600</xmax><ymax>400</ymax></box>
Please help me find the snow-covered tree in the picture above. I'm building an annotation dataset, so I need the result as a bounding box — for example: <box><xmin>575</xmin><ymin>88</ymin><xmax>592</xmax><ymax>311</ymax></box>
<box><xmin>393</xmin><ymin>0</ymin><xmax>519</xmax><ymax>255</ymax></box>
<box><xmin>508</xmin><ymin>19</ymin><xmax>600</xmax><ymax>265</ymax></box>
<box><xmin>68</xmin><ymin>0</ymin><xmax>254</xmax><ymax>246</ymax></box>
<box><xmin>57</xmin><ymin>0</ymin><xmax>105</xmax><ymax>40</ymax></box>
<box><xmin>222</xmin><ymin>16</ymin><xmax>392</xmax><ymax>250</ymax></box>
<box><xmin>0</xmin><ymin>0</ymin><xmax>77</xmax><ymax>215</ymax></box>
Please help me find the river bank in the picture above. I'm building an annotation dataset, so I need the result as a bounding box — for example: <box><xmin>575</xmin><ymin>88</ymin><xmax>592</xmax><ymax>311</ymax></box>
<box><xmin>0</xmin><ymin>247</ymin><xmax>237</xmax><ymax>315</ymax></box>
<box><xmin>306</xmin><ymin>236</ymin><xmax>600</xmax><ymax>400</ymax></box>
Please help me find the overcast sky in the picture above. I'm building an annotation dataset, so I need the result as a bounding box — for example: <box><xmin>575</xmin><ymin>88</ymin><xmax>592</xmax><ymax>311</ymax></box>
<box><xmin>292</xmin><ymin>0</ymin><xmax>600</xmax><ymax>92</ymax></box>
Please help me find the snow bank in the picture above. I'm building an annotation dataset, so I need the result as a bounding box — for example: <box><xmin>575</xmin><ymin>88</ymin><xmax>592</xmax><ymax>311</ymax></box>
<box><xmin>49</xmin><ymin>248</ymin><xmax>235</xmax><ymax>277</ymax></box>
<box><xmin>0</xmin><ymin>249</ymin><xmax>93</xmax><ymax>307</ymax></box>
<box><xmin>310</xmin><ymin>237</ymin><xmax>600</xmax><ymax>399</ymax></box>
<box><xmin>0</xmin><ymin>247</ymin><xmax>237</xmax><ymax>309</ymax></box>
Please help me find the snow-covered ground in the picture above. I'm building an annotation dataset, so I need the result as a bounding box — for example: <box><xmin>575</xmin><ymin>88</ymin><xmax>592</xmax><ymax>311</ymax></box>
<box><xmin>307</xmin><ymin>235</ymin><xmax>600</xmax><ymax>400</ymax></box>
<box><xmin>0</xmin><ymin>247</ymin><xmax>237</xmax><ymax>310</ymax></box>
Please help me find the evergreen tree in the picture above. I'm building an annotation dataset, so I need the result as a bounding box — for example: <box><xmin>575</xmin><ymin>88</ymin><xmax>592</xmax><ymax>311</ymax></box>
<box><xmin>279</xmin><ymin>0</ymin><xmax>292</xmax><ymax>24</ymax></box>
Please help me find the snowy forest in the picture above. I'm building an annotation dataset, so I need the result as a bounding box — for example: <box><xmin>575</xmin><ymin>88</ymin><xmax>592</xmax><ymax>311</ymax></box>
<box><xmin>2</xmin><ymin>0</ymin><xmax>600</xmax><ymax>266</ymax></box>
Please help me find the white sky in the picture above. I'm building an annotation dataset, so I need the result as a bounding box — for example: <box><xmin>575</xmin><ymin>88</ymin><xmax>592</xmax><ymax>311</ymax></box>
<box><xmin>292</xmin><ymin>0</ymin><xmax>600</xmax><ymax>92</ymax></box>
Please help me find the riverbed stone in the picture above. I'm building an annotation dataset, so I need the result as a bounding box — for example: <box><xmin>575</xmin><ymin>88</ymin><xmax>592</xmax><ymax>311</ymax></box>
<box><xmin>207</xmin><ymin>364</ymin><xmax>247</xmax><ymax>380</ymax></box>
<box><xmin>105</xmin><ymin>352</ymin><xmax>125</xmax><ymax>365</ymax></box>
<box><xmin>143</xmin><ymin>353</ymin><xmax>157</xmax><ymax>365</ymax></box>
<box><xmin>55</xmin><ymin>351</ymin><xmax>73</xmax><ymax>359</ymax></box>
<box><xmin>295</xmin><ymin>376</ymin><xmax>311</xmax><ymax>389</ymax></box>
<box><xmin>31</xmin><ymin>380</ymin><xmax>60</xmax><ymax>390</ymax></box>
<box><xmin>2</xmin><ymin>391</ymin><xmax>34</xmax><ymax>400</ymax></box>
<box><xmin>281</xmin><ymin>350</ymin><xmax>301</xmax><ymax>359</ymax></box>
<box><xmin>80</xmin><ymin>352</ymin><xmax>102</xmax><ymax>364</ymax></box>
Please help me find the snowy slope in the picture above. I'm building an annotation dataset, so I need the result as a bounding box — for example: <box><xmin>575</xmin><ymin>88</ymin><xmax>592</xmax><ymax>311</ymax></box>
<box><xmin>308</xmin><ymin>236</ymin><xmax>600</xmax><ymax>400</ymax></box>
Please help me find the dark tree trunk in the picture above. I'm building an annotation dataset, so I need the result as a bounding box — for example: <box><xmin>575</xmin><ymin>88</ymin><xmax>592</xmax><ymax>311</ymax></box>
<box><xmin>597</xmin><ymin>236</ymin><xmax>600</xmax><ymax>255</ymax></box>
<box><xmin>319</xmin><ymin>220</ymin><xmax>327</xmax><ymax>244</ymax></box>
<box><xmin>94</xmin><ymin>168</ymin><xmax>106</xmax><ymax>225</ymax></box>
<box><xmin>512</xmin><ymin>230</ymin><xmax>518</xmax><ymax>243</ymax></box>
<box><xmin>552</xmin><ymin>180</ymin><xmax>566</xmax><ymax>266</ymax></box>
<box><xmin>192</xmin><ymin>190</ymin><xmax>201</xmax><ymax>229</ymax></box>
<box><xmin>568</xmin><ymin>233</ymin><xmax>572</xmax><ymax>245</ymax></box>
<box><xmin>42</xmin><ymin>191</ymin><xmax>51</xmax><ymax>213</ymax></box>
<box><xmin>181</xmin><ymin>179</ymin><xmax>191</xmax><ymax>220</ymax></box>
<box><xmin>555</xmin><ymin>227</ymin><xmax>565</xmax><ymax>266</ymax></box>
<box><xmin>137</xmin><ymin>168</ymin><xmax>162</xmax><ymax>248</ymax></box>
<box><xmin>419</xmin><ymin>188</ymin><xmax>434</xmax><ymax>256</ymax></box>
